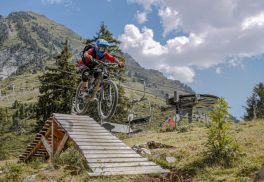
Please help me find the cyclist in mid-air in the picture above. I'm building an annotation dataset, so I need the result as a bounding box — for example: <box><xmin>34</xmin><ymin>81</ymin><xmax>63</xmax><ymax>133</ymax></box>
<box><xmin>78</xmin><ymin>39</ymin><xmax>124</xmax><ymax>98</ymax></box>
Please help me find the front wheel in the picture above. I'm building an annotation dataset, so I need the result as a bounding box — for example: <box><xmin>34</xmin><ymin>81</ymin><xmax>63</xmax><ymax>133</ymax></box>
<box><xmin>75</xmin><ymin>82</ymin><xmax>88</xmax><ymax>114</ymax></box>
<box><xmin>97</xmin><ymin>80</ymin><xmax>118</xmax><ymax>120</ymax></box>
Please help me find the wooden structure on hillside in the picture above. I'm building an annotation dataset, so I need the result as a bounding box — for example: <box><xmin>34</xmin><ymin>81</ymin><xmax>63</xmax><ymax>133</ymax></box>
<box><xmin>161</xmin><ymin>91</ymin><xmax>218</xmax><ymax>123</ymax></box>
<box><xmin>19</xmin><ymin>113</ymin><xmax>169</xmax><ymax>176</ymax></box>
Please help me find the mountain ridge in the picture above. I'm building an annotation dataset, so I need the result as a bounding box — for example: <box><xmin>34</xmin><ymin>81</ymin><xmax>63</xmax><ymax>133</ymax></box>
<box><xmin>0</xmin><ymin>11</ymin><xmax>194</xmax><ymax>95</ymax></box>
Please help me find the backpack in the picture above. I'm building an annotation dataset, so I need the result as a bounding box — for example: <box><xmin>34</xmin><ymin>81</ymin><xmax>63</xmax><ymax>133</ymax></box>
<box><xmin>81</xmin><ymin>43</ymin><xmax>96</xmax><ymax>60</ymax></box>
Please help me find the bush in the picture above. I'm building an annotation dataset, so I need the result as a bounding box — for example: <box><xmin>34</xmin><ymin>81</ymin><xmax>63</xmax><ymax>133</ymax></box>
<box><xmin>177</xmin><ymin>119</ymin><xmax>191</xmax><ymax>133</ymax></box>
<box><xmin>204</xmin><ymin>98</ymin><xmax>242</xmax><ymax>167</ymax></box>
<box><xmin>56</xmin><ymin>141</ymin><xmax>89</xmax><ymax>174</ymax></box>
<box><xmin>1</xmin><ymin>162</ymin><xmax>27</xmax><ymax>181</ymax></box>
<box><xmin>237</xmin><ymin>160</ymin><xmax>259</xmax><ymax>177</ymax></box>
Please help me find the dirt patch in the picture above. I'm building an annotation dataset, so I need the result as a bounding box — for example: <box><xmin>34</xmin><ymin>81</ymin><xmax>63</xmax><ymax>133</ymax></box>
<box><xmin>139</xmin><ymin>169</ymin><xmax>194</xmax><ymax>182</ymax></box>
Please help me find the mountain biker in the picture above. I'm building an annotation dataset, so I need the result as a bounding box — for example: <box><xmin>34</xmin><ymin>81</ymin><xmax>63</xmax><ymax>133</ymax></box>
<box><xmin>78</xmin><ymin>39</ymin><xmax>124</xmax><ymax>97</ymax></box>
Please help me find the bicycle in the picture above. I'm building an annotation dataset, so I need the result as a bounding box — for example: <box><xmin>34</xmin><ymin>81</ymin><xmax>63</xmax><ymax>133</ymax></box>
<box><xmin>74</xmin><ymin>58</ymin><xmax>119</xmax><ymax>120</ymax></box>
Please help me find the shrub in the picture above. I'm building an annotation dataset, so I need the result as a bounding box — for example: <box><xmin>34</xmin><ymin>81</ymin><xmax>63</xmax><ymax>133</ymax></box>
<box><xmin>56</xmin><ymin>141</ymin><xmax>89</xmax><ymax>173</ymax></box>
<box><xmin>1</xmin><ymin>162</ymin><xmax>26</xmax><ymax>181</ymax></box>
<box><xmin>204</xmin><ymin>98</ymin><xmax>242</xmax><ymax>167</ymax></box>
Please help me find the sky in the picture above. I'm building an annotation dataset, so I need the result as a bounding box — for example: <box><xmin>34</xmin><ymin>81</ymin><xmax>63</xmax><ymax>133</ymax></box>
<box><xmin>0</xmin><ymin>0</ymin><xmax>264</xmax><ymax>119</ymax></box>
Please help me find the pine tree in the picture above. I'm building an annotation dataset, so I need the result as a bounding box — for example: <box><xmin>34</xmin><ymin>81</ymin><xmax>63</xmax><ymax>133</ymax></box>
<box><xmin>205</xmin><ymin>98</ymin><xmax>241</xmax><ymax>166</ymax></box>
<box><xmin>255</xmin><ymin>82</ymin><xmax>264</xmax><ymax>118</ymax></box>
<box><xmin>85</xmin><ymin>22</ymin><xmax>130</xmax><ymax>122</ymax></box>
<box><xmin>35</xmin><ymin>40</ymin><xmax>78</xmax><ymax>131</ymax></box>
<box><xmin>244</xmin><ymin>82</ymin><xmax>264</xmax><ymax>120</ymax></box>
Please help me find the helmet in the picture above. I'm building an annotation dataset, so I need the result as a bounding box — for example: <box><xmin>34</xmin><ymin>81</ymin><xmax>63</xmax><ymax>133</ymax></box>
<box><xmin>95</xmin><ymin>39</ymin><xmax>111</xmax><ymax>57</ymax></box>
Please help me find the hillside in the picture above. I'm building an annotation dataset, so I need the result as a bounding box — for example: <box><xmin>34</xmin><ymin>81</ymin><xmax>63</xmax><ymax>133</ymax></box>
<box><xmin>0</xmin><ymin>120</ymin><xmax>263</xmax><ymax>181</ymax></box>
<box><xmin>0</xmin><ymin>11</ymin><xmax>193</xmax><ymax>99</ymax></box>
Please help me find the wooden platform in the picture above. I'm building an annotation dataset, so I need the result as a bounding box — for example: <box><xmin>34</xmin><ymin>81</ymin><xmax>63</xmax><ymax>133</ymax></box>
<box><xmin>19</xmin><ymin>113</ymin><xmax>169</xmax><ymax>176</ymax></box>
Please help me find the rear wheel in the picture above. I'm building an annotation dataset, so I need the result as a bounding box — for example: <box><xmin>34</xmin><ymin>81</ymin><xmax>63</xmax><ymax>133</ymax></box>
<box><xmin>98</xmin><ymin>80</ymin><xmax>118</xmax><ymax>120</ymax></box>
<box><xmin>75</xmin><ymin>82</ymin><xmax>88</xmax><ymax>114</ymax></box>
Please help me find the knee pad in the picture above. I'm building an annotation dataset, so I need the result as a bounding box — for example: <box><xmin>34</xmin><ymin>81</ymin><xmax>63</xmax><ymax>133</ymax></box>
<box><xmin>82</xmin><ymin>71</ymin><xmax>89</xmax><ymax>82</ymax></box>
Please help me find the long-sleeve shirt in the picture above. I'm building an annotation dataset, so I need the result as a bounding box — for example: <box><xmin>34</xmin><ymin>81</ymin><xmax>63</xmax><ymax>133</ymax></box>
<box><xmin>79</xmin><ymin>48</ymin><xmax>117</xmax><ymax>65</ymax></box>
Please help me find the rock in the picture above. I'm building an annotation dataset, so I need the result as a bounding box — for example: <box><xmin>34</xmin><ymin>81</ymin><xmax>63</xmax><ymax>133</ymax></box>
<box><xmin>147</xmin><ymin>141</ymin><xmax>174</xmax><ymax>149</ymax></box>
<box><xmin>152</xmin><ymin>153</ymin><xmax>161</xmax><ymax>159</ymax></box>
<box><xmin>132</xmin><ymin>145</ymin><xmax>151</xmax><ymax>155</ymax></box>
<box><xmin>166</xmin><ymin>157</ymin><xmax>176</xmax><ymax>163</ymax></box>
<box><xmin>23</xmin><ymin>174</ymin><xmax>37</xmax><ymax>181</ymax></box>
<box><xmin>255</xmin><ymin>165</ymin><xmax>264</xmax><ymax>180</ymax></box>
<box><xmin>141</xmin><ymin>148</ymin><xmax>151</xmax><ymax>155</ymax></box>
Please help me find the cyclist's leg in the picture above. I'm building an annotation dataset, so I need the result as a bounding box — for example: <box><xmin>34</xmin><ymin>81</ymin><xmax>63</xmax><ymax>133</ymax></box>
<box><xmin>80</xmin><ymin>65</ymin><xmax>90</xmax><ymax>91</ymax></box>
<box><xmin>91</xmin><ymin>70</ymin><xmax>101</xmax><ymax>98</ymax></box>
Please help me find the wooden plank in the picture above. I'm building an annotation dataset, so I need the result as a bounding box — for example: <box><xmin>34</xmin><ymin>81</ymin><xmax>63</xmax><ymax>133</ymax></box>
<box><xmin>84</xmin><ymin>153</ymin><xmax>141</xmax><ymax>158</ymax></box>
<box><xmin>69</xmin><ymin>135</ymin><xmax>118</xmax><ymax>140</ymax></box>
<box><xmin>58</xmin><ymin>119</ymin><xmax>97</xmax><ymax>123</ymax></box>
<box><xmin>92</xmin><ymin>165</ymin><xmax>164</xmax><ymax>173</ymax></box>
<box><xmin>61</xmin><ymin>127</ymin><xmax>109</xmax><ymax>132</ymax></box>
<box><xmin>85</xmin><ymin>161</ymin><xmax>157</xmax><ymax>168</ymax></box>
<box><xmin>76</xmin><ymin>142</ymin><xmax>127</xmax><ymax>146</ymax></box>
<box><xmin>59</xmin><ymin>120</ymin><xmax>100</xmax><ymax>126</ymax></box>
<box><xmin>41</xmin><ymin>135</ymin><xmax>52</xmax><ymax>156</ymax></box>
<box><xmin>88</xmin><ymin>169</ymin><xmax>169</xmax><ymax>176</ymax></box>
<box><xmin>79</xmin><ymin>146</ymin><xmax>131</xmax><ymax>150</ymax></box>
<box><xmin>61</xmin><ymin>125</ymin><xmax>105</xmax><ymax>129</ymax></box>
<box><xmin>67</xmin><ymin>132</ymin><xmax>112</xmax><ymax>136</ymax></box>
<box><xmin>54</xmin><ymin>134</ymin><xmax>69</xmax><ymax>157</ymax></box>
<box><xmin>60</xmin><ymin>123</ymin><xmax>102</xmax><ymax>127</ymax></box>
<box><xmin>57</xmin><ymin>118</ymin><xmax>99</xmax><ymax>123</ymax></box>
<box><xmin>82</xmin><ymin>150</ymin><xmax>136</xmax><ymax>154</ymax></box>
<box><xmin>54</xmin><ymin>114</ymin><xmax>94</xmax><ymax>119</ymax></box>
<box><xmin>73</xmin><ymin>139</ymin><xmax>122</xmax><ymax>143</ymax></box>
<box><xmin>86</xmin><ymin>158</ymin><xmax>148</xmax><ymax>163</ymax></box>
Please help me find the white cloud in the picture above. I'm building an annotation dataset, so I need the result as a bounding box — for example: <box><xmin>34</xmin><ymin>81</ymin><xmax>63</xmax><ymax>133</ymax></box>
<box><xmin>158</xmin><ymin>65</ymin><xmax>195</xmax><ymax>82</ymax></box>
<box><xmin>122</xmin><ymin>0</ymin><xmax>264</xmax><ymax>83</ymax></box>
<box><xmin>135</xmin><ymin>11</ymin><xmax>148</xmax><ymax>24</ymax></box>
<box><xmin>158</xmin><ymin>7</ymin><xmax>180</xmax><ymax>37</ymax></box>
<box><xmin>241</xmin><ymin>12</ymin><xmax>264</xmax><ymax>30</ymax></box>
<box><xmin>119</xmin><ymin>24</ymin><xmax>201</xmax><ymax>82</ymax></box>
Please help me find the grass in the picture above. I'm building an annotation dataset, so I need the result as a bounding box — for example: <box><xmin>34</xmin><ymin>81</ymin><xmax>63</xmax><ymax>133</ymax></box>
<box><xmin>122</xmin><ymin>120</ymin><xmax>264</xmax><ymax>181</ymax></box>
<box><xmin>0</xmin><ymin>119</ymin><xmax>263</xmax><ymax>181</ymax></box>
<box><xmin>0</xmin><ymin>72</ymin><xmax>42</xmax><ymax>107</ymax></box>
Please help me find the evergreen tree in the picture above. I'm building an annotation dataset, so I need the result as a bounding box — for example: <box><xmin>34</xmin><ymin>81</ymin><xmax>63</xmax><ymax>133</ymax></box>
<box><xmin>244</xmin><ymin>82</ymin><xmax>264</xmax><ymax>120</ymax></box>
<box><xmin>0</xmin><ymin>107</ymin><xmax>9</xmax><ymax>131</ymax></box>
<box><xmin>205</xmin><ymin>98</ymin><xmax>241</xmax><ymax>166</ymax></box>
<box><xmin>85</xmin><ymin>22</ymin><xmax>130</xmax><ymax>122</ymax></box>
<box><xmin>35</xmin><ymin>40</ymin><xmax>78</xmax><ymax>131</ymax></box>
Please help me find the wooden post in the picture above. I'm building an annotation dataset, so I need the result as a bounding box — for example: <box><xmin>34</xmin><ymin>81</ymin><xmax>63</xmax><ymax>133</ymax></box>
<box><xmin>51</xmin><ymin>119</ymin><xmax>54</xmax><ymax>163</ymax></box>
<box><xmin>41</xmin><ymin>135</ymin><xmax>52</xmax><ymax>156</ymax></box>
<box><xmin>54</xmin><ymin>134</ymin><xmax>69</xmax><ymax>158</ymax></box>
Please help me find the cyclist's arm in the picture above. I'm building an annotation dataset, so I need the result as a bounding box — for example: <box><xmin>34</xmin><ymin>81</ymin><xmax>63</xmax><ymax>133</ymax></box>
<box><xmin>104</xmin><ymin>53</ymin><xmax>118</xmax><ymax>63</ymax></box>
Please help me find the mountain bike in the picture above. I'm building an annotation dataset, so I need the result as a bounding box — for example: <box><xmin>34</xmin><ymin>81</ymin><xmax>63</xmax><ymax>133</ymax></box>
<box><xmin>74</xmin><ymin>58</ymin><xmax>119</xmax><ymax>120</ymax></box>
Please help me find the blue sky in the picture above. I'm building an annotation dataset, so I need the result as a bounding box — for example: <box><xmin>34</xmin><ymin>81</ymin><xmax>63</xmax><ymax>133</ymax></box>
<box><xmin>0</xmin><ymin>0</ymin><xmax>264</xmax><ymax>119</ymax></box>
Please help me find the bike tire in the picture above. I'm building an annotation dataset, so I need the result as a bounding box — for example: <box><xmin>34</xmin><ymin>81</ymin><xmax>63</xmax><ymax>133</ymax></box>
<box><xmin>98</xmin><ymin>80</ymin><xmax>118</xmax><ymax>120</ymax></box>
<box><xmin>75</xmin><ymin>82</ymin><xmax>88</xmax><ymax>115</ymax></box>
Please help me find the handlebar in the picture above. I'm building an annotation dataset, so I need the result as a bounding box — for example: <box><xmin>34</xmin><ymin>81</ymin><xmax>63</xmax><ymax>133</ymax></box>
<box><xmin>91</xmin><ymin>58</ymin><xmax>118</xmax><ymax>68</ymax></box>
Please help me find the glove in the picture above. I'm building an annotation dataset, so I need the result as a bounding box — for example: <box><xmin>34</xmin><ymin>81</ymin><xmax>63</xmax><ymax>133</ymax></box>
<box><xmin>118</xmin><ymin>61</ymin><xmax>125</xmax><ymax>68</ymax></box>
<box><xmin>83</xmin><ymin>52</ymin><xmax>93</xmax><ymax>63</ymax></box>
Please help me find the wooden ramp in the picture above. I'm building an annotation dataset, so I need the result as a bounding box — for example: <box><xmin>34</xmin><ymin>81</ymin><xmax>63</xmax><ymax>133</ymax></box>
<box><xmin>19</xmin><ymin>113</ymin><xmax>169</xmax><ymax>176</ymax></box>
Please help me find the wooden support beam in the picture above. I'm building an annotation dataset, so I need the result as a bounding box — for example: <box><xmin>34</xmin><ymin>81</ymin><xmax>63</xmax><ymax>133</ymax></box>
<box><xmin>41</xmin><ymin>135</ymin><xmax>52</xmax><ymax>156</ymax></box>
<box><xmin>54</xmin><ymin>134</ymin><xmax>69</xmax><ymax>158</ymax></box>
<box><xmin>51</xmin><ymin>119</ymin><xmax>54</xmax><ymax>162</ymax></box>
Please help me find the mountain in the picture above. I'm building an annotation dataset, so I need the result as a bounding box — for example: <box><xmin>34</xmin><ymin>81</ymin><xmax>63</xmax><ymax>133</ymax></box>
<box><xmin>0</xmin><ymin>11</ymin><xmax>83</xmax><ymax>77</ymax></box>
<box><xmin>0</xmin><ymin>11</ymin><xmax>193</xmax><ymax>96</ymax></box>
<box><xmin>123</xmin><ymin>53</ymin><xmax>193</xmax><ymax>95</ymax></box>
